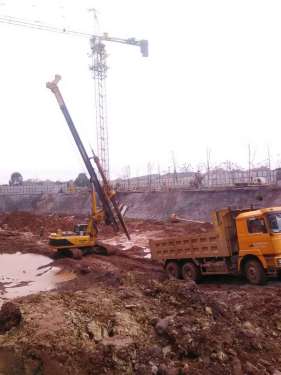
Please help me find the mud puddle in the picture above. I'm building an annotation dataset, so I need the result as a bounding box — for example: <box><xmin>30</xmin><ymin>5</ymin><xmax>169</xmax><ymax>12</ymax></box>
<box><xmin>99</xmin><ymin>230</ymin><xmax>161</xmax><ymax>258</ymax></box>
<box><xmin>0</xmin><ymin>252</ymin><xmax>76</xmax><ymax>300</ymax></box>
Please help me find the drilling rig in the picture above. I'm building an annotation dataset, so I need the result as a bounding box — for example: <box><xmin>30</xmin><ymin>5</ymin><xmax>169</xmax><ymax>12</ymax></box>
<box><xmin>47</xmin><ymin>75</ymin><xmax>130</xmax><ymax>258</ymax></box>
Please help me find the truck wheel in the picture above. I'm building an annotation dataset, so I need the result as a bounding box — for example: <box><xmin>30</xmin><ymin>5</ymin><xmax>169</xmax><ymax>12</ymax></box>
<box><xmin>182</xmin><ymin>262</ymin><xmax>201</xmax><ymax>282</ymax></box>
<box><xmin>244</xmin><ymin>259</ymin><xmax>266</xmax><ymax>285</ymax></box>
<box><xmin>165</xmin><ymin>261</ymin><xmax>180</xmax><ymax>279</ymax></box>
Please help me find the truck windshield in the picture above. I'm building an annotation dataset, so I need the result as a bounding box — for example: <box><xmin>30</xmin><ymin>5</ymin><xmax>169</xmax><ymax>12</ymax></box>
<box><xmin>267</xmin><ymin>212</ymin><xmax>281</xmax><ymax>233</ymax></box>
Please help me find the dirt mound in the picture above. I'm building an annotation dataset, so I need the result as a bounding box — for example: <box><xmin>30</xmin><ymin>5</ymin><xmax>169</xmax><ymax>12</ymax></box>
<box><xmin>0</xmin><ymin>212</ymin><xmax>81</xmax><ymax>237</ymax></box>
<box><xmin>125</xmin><ymin>219</ymin><xmax>213</xmax><ymax>237</ymax></box>
<box><xmin>0</xmin><ymin>212</ymin><xmax>214</xmax><ymax>243</ymax></box>
<box><xmin>0</xmin><ymin>229</ymin><xmax>49</xmax><ymax>255</ymax></box>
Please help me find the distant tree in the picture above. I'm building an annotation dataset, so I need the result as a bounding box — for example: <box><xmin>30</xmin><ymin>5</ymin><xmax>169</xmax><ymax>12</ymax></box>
<box><xmin>9</xmin><ymin>172</ymin><xmax>23</xmax><ymax>186</ymax></box>
<box><xmin>74</xmin><ymin>173</ymin><xmax>90</xmax><ymax>187</ymax></box>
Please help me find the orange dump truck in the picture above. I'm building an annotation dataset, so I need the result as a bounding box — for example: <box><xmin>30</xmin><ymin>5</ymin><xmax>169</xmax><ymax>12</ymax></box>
<box><xmin>150</xmin><ymin>207</ymin><xmax>281</xmax><ymax>285</ymax></box>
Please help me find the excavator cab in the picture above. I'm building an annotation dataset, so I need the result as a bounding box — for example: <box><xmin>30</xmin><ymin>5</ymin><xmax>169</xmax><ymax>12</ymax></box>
<box><xmin>74</xmin><ymin>224</ymin><xmax>88</xmax><ymax>236</ymax></box>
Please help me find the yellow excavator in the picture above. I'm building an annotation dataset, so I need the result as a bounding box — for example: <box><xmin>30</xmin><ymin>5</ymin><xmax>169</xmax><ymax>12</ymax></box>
<box><xmin>46</xmin><ymin>75</ymin><xmax>130</xmax><ymax>258</ymax></box>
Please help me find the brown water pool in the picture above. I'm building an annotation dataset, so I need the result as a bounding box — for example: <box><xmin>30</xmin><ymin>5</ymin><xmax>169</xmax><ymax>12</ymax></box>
<box><xmin>0</xmin><ymin>252</ymin><xmax>76</xmax><ymax>300</ymax></box>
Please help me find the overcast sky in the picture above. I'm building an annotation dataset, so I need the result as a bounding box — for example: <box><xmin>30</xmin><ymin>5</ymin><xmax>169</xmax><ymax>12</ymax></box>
<box><xmin>0</xmin><ymin>0</ymin><xmax>281</xmax><ymax>184</ymax></box>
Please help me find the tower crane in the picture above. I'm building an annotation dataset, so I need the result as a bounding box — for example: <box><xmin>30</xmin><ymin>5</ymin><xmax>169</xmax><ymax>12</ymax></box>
<box><xmin>89</xmin><ymin>34</ymin><xmax>148</xmax><ymax>179</ymax></box>
<box><xmin>0</xmin><ymin>14</ymin><xmax>148</xmax><ymax>178</ymax></box>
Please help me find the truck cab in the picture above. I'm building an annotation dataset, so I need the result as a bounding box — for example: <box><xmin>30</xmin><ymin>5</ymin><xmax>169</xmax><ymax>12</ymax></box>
<box><xmin>236</xmin><ymin>207</ymin><xmax>281</xmax><ymax>283</ymax></box>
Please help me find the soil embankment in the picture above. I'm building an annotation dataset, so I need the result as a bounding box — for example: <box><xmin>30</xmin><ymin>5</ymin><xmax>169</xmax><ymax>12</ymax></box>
<box><xmin>119</xmin><ymin>186</ymin><xmax>281</xmax><ymax>221</ymax></box>
<box><xmin>1</xmin><ymin>186</ymin><xmax>281</xmax><ymax>221</ymax></box>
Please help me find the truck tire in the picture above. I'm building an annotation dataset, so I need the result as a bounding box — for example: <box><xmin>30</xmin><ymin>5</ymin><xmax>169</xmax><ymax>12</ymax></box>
<box><xmin>244</xmin><ymin>259</ymin><xmax>266</xmax><ymax>285</ymax></box>
<box><xmin>165</xmin><ymin>261</ymin><xmax>180</xmax><ymax>279</ymax></box>
<box><xmin>182</xmin><ymin>262</ymin><xmax>201</xmax><ymax>283</ymax></box>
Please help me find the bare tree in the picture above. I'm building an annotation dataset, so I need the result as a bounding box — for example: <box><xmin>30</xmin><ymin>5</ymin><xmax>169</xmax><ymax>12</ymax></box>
<box><xmin>248</xmin><ymin>144</ymin><xmax>256</xmax><ymax>183</ymax></box>
<box><xmin>157</xmin><ymin>163</ymin><xmax>161</xmax><ymax>189</ymax></box>
<box><xmin>206</xmin><ymin>147</ymin><xmax>211</xmax><ymax>187</ymax></box>
<box><xmin>147</xmin><ymin>162</ymin><xmax>152</xmax><ymax>189</ymax></box>
<box><xmin>171</xmin><ymin>150</ymin><xmax>178</xmax><ymax>185</ymax></box>
<box><xmin>267</xmin><ymin>145</ymin><xmax>272</xmax><ymax>183</ymax></box>
<box><xmin>248</xmin><ymin>144</ymin><xmax>251</xmax><ymax>183</ymax></box>
<box><xmin>122</xmin><ymin>165</ymin><xmax>131</xmax><ymax>189</ymax></box>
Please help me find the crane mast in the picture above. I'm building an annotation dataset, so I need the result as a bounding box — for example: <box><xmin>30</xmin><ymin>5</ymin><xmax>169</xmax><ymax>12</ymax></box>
<box><xmin>90</xmin><ymin>38</ymin><xmax>109</xmax><ymax>179</ymax></box>
<box><xmin>90</xmin><ymin>35</ymin><xmax>148</xmax><ymax>179</ymax></box>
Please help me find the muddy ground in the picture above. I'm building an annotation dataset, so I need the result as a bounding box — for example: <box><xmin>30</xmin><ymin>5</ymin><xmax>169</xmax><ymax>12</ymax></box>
<box><xmin>0</xmin><ymin>212</ymin><xmax>281</xmax><ymax>374</ymax></box>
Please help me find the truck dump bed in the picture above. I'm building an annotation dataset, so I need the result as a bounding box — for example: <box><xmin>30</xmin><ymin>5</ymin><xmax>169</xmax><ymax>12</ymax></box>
<box><xmin>150</xmin><ymin>231</ymin><xmax>230</xmax><ymax>261</ymax></box>
<box><xmin>150</xmin><ymin>209</ymin><xmax>237</xmax><ymax>262</ymax></box>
